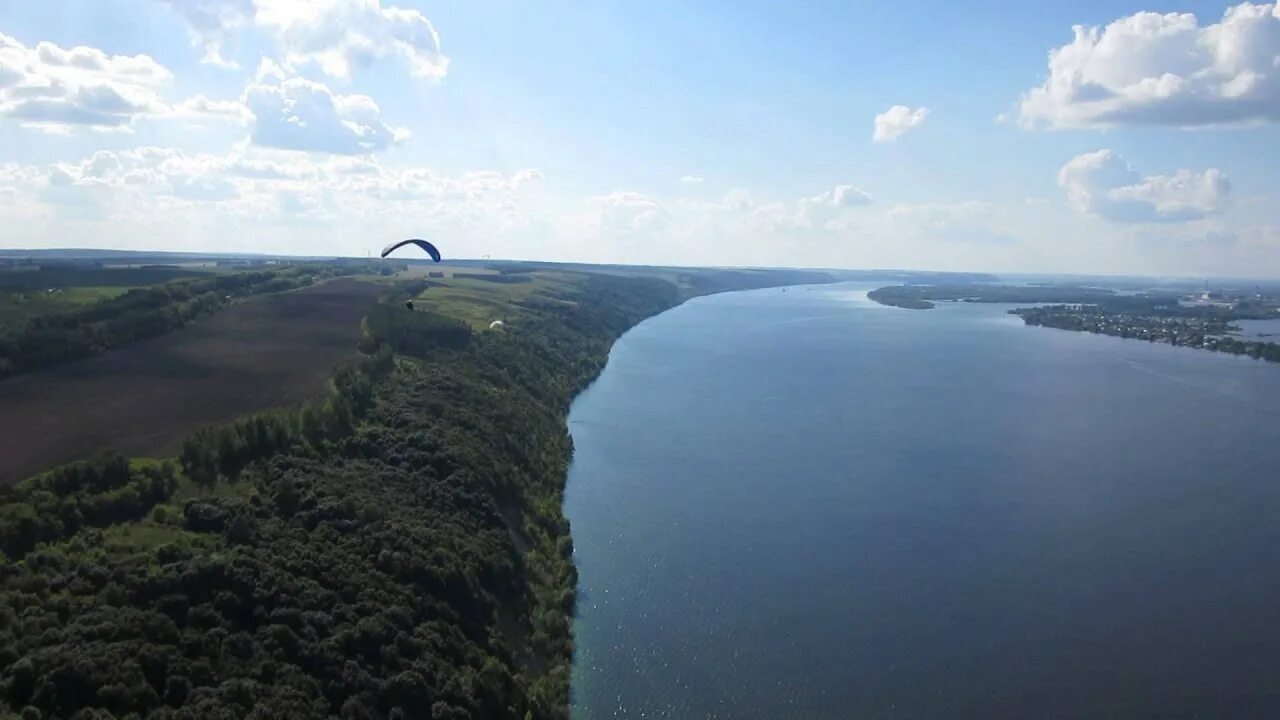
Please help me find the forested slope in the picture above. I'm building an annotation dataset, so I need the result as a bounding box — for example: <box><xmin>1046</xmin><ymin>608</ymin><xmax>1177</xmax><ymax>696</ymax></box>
<box><xmin>0</xmin><ymin>272</ymin><xmax>683</xmax><ymax>719</ymax></box>
<box><xmin>0</xmin><ymin>267</ymin><xmax>835</xmax><ymax>719</ymax></box>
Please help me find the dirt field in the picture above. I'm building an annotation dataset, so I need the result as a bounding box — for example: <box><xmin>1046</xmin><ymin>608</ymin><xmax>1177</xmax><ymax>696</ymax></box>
<box><xmin>0</xmin><ymin>278</ymin><xmax>383</xmax><ymax>483</ymax></box>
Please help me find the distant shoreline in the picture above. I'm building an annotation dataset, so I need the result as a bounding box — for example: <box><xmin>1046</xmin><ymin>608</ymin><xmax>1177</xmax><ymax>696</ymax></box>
<box><xmin>865</xmin><ymin>282</ymin><xmax>1280</xmax><ymax>365</ymax></box>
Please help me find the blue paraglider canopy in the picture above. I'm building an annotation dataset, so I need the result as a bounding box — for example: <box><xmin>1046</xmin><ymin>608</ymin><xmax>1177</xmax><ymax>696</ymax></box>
<box><xmin>381</xmin><ymin>238</ymin><xmax>441</xmax><ymax>262</ymax></box>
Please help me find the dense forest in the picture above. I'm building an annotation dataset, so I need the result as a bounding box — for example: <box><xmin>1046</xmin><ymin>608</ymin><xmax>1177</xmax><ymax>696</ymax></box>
<box><xmin>0</xmin><ymin>266</ymin><xmax>361</xmax><ymax>379</ymax></box>
<box><xmin>0</xmin><ymin>270</ymin><xmax>692</xmax><ymax>719</ymax></box>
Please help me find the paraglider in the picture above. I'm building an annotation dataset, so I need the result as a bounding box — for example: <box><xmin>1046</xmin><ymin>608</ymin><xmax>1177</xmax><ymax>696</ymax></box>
<box><xmin>381</xmin><ymin>238</ymin><xmax>441</xmax><ymax>262</ymax></box>
<box><xmin>489</xmin><ymin>320</ymin><xmax>504</xmax><ymax>330</ymax></box>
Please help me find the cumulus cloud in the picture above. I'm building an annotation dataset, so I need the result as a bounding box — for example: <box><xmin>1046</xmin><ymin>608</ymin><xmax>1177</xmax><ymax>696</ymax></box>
<box><xmin>808</xmin><ymin>184</ymin><xmax>872</xmax><ymax>208</ymax></box>
<box><xmin>1058</xmin><ymin>150</ymin><xmax>1230</xmax><ymax>222</ymax></box>
<box><xmin>1019</xmin><ymin>3</ymin><xmax>1280</xmax><ymax>128</ymax></box>
<box><xmin>0</xmin><ymin>145</ymin><xmax>543</xmax><ymax>231</ymax></box>
<box><xmin>0</xmin><ymin>142</ymin><xmax>549</xmax><ymax>256</ymax></box>
<box><xmin>242</xmin><ymin>64</ymin><xmax>408</xmax><ymax>153</ymax></box>
<box><xmin>259</xmin><ymin>0</ymin><xmax>448</xmax><ymax>79</ymax></box>
<box><xmin>0</xmin><ymin>33</ymin><xmax>255</xmax><ymax>132</ymax></box>
<box><xmin>50</xmin><ymin>147</ymin><xmax>240</xmax><ymax>202</ymax></box>
<box><xmin>873</xmin><ymin>105</ymin><xmax>929</xmax><ymax>142</ymax></box>
<box><xmin>0</xmin><ymin>33</ymin><xmax>171</xmax><ymax>130</ymax></box>
<box><xmin>0</xmin><ymin>147</ymin><xmax>239</xmax><ymax>212</ymax></box>
<box><xmin>796</xmin><ymin>184</ymin><xmax>873</xmax><ymax>229</ymax></box>
<box><xmin>156</xmin><ymin>0</ymin><xmax>448</xmax><ymax>78</ymax></box>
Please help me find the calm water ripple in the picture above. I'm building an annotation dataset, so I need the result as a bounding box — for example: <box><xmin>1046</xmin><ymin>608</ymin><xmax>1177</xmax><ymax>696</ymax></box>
<box><xmin>566</xmin><ymin>283</ymin><xmax>1280</xmax><ymax>718</ymax></box>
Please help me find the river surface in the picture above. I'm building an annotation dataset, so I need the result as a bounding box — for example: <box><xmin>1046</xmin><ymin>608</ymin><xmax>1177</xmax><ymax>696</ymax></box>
<box><xmin>1234</xmin><ymin>317</ymin><xmax>1280</xmax><ymax>341</ymax></box>
<box><xmin>564</xmin><ymin>284</ymin><xmax>1280</xmax><ymax>718</ymax></box>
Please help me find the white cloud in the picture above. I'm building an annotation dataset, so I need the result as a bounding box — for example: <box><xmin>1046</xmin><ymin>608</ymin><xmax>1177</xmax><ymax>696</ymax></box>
<box><xmin>0</xmin><ymin>147</ymin><xmax>241</xmax><ymax>213</ymax></box>
<box><xmin>0</xmin><ymin>33</ymin><xmax>171</xmax><ymax>131</ymax></box>
<box><xmin>242</xmin><ymin>69</ymin><xmax>408</xmax><ymax>153</ymax></box>
<box><xmin>589</xmin><ymin>191</ymin><xmax>668</xmax><ymax>233</ymax></box>
<box><xmin>157</xmin><ymin>0</ymin><xmax>254</xmax><ymax>68</ymax></box>
<box><xmin>223</xmin><ymin>156</ymin><xmax>308</xmax><ymax>180</ymax></box>
<box><xmin>512</xmin><ymin>168</ymin><xmax>543</xmax><ymax>186</ymax></box>
<box><xmin>171</xmin><ymin>175</ymin><xmax>239</xmax><ymax>201</ymax></box>
<box><xmin>873</xmin><ymin>105</ymin><xmax>929</xmax><ymax>142</ymax></box>
<box><xmin>679</xmin><ymin>175</ymin><xmax>704</xmax><ymax>185</ymax></box>
<box><xmin>2</xmin><ymin>143</ymin><xmax>1268</xmax><ymax>274</ymax></box>
<box><xmin>0</xmin><ymin>145</ymin><xmax>544</xmax><ymax>245</ymax></box>
<box><xmin>796</xmin><ymin>184</ymin><xmax>873</xmax><ymax>229</ymax></box>
<box><xmin>654</xmin><ymin>183</ymin><xmax>874</xmax><ymax>241</ymax></box>
<box><xmin>256</xmin><ymin>0</ymin><xmax>449</xmax><ymax>79</ymax></box>
<box><xmin>50</xmin><ymin>147</ymin><xmax>239</xmax><ymax>202</ymax></box>
<box><xmin>808</xmin><ymin>184</ymin><xmax>872</xmax><ymax>208</ymax></box>
<box><xmin>887</xmin><ymin>202</ymin><xmax>1017</xmax><ymax>243</ymax></box>
<box><xmin>1058</xmin><ymin>149</ymin><xmax>1230</xmax><ymax>222</ymax></box>
<box><xmin>0</xmin><ymin>33</ymin><xmax>254</xmax><ymax>133</ymax></box>
<box><xmin>1019</xmin><ymin>3</ymin><xmax>1280</xmax><ymax>128</ymax></box>
<box><xmin>155</xmin><ymin>0</ymin><xmax>448</xmax><ymax>79</ymax></box>
<box><xmin>561</xmin><ymin>184</ymin><xmax>1038</xmax><ymax>270</ymax></box>
<box><xmin>170</xmin><ymin>94</ymin><xmax>253</xmax><ymax>123</ymax></box>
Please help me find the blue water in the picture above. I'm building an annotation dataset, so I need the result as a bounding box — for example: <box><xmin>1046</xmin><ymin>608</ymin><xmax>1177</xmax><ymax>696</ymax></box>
<box><xmin>1234</xmin><ymin>318</ymin><xmax>1280</xmax><ymax>341</ymax></box>
<box><xmin>564</xmin><ymin>284</ymin><xmax>1280</xmax><ymax>718</ymax></box>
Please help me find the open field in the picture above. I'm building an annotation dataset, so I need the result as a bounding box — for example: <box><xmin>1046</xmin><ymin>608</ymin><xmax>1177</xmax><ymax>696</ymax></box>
<box><xmin>0</xmin><ymin>286</ymin><xmax>135</xmax><ymax>324</ymax></box>
<box><xmin>0</xmin><ymin>265</ymin><xmax>208</xmax><ymax>291</ymax></box>
<box><xmin>0</xmin><ymin>264</ymin><xmax>833</xmax><ymax>483</ymax></box>
<box><xmin>0</xmin><ymin>277</ymin><xmax>382</xmax><ymax>483</ymax></box>
<box><xmin>0</xmin><ymin>265</ymin><xmax>215</xmax><ymax>325</ymax></box>
<box><xmin>412</xmin><ymin>270</ymin><xmax>578</xmax><ymax>329</ymax></box>
<box><xmin>393</xmin><ymin>263</ymin><xmax>498</xmax><ymax>279</ymax></box>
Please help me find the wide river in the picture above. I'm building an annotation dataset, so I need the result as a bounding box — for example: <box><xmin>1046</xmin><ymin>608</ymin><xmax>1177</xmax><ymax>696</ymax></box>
<box><xmin>564</xmin><ymin>283</ymin><xmax>1280</xmax><ymax>718</ymax></box>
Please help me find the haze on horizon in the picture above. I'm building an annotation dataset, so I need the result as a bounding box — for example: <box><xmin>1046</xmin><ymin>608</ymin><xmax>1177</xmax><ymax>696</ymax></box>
<box><xmin>1</xmin><ymin>0</ymin><xmax>1279</xmax><ymax>277</ymax></box>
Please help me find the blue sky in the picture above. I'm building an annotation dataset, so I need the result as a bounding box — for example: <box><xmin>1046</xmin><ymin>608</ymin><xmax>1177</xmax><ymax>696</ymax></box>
<box><xmin>1</xmin><ymin>0</ymin><xmax>1278</xmax><ymax>276</ymax></box>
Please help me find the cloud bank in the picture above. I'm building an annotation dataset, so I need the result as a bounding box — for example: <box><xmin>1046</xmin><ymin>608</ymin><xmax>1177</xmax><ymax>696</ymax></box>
<box><xmin>1059</xmin><ymin>150</ymin><xmax>1230</xmax><ymax>222</ymax></box>
<box><xmin>1020</xmin><ymin>2</ymin><xmax>1280</xmax><ymax>128</ymax></box>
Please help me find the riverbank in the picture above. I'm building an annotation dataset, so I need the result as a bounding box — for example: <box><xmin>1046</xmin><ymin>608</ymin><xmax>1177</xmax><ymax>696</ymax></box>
<box><xmin>1014</xmin><ymin>305</ymin><xmax>1280</xmax><ymax>363</ymax></box>
<box><xmin>0</xmin><ymin>265</ymin><xmax>836</xmax><ymax>719</ymax></box>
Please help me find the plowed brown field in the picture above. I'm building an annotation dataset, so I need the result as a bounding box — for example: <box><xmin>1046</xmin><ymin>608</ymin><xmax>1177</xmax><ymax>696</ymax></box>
<box><xmin>0</xmin><ymin>278</ymin><xmax>382</xmax><ymax>483</ymax></box>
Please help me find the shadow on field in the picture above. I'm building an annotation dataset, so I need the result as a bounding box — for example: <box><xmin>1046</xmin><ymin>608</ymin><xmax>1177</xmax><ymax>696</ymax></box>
<box><xmin>0</xmin><ymin>278</ymin><xmax>382</xmax><ymax>484</ymax></box>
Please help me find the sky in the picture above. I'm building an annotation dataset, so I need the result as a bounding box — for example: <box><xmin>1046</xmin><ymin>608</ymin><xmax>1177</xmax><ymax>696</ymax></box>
<box><xmin>1</xmin><ymin>0</ymin><xmax>1279</xmax><ymax>276</ymax></box>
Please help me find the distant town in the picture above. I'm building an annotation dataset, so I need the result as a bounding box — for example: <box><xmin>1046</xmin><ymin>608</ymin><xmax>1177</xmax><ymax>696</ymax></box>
<box><xmin>870</xmin><ymin>282</ymin><xmax>1280</xmax><ymax>364</ymax></box>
